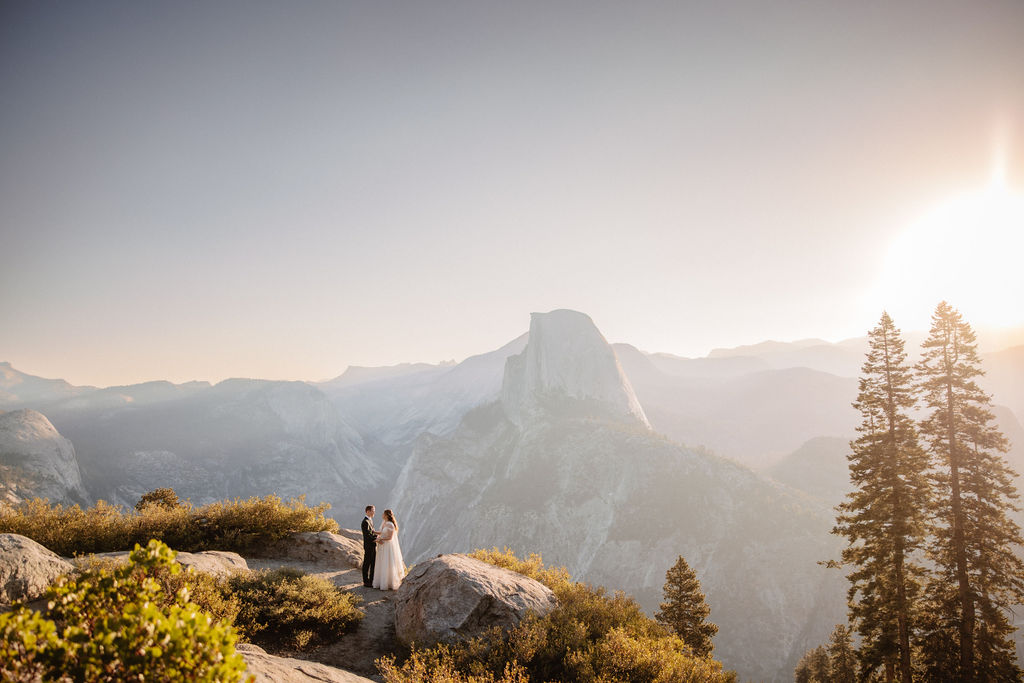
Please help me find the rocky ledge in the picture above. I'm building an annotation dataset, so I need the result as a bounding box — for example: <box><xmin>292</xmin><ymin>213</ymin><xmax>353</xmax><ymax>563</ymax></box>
<box><xmin>0</xmin><ymin>533</ymin><xmax>560</xmax><ymax>681</ymax></box>
<box><xmin>237</xmin><ymin>643</ymin><xmax>375</xmax><ymax>682</ymax></box>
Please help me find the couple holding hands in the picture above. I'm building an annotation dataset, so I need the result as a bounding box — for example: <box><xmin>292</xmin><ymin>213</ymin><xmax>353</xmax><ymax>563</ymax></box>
<box><xmin>360</xmin><ymin>505</ymin><xmax>406</xmax><ymax>590</ymax></box>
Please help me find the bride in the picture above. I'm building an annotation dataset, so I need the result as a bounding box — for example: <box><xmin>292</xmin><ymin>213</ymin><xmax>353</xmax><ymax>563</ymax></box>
<box><xmin>372</xmin><ymin>509</ymin><xmax>406</xmax><ymax>590</ymax></box>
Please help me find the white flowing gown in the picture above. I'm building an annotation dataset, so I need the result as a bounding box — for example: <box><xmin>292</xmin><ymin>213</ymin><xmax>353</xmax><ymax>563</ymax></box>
<box><xmin>372</xmin><ymin>521</ymin><xmax>406</xmax><ymax>590</ymax></box>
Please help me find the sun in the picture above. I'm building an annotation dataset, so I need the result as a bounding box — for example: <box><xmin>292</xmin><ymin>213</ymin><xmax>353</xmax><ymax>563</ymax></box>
<box><xmin>874</xmin><ymin>181</ymin><xmax>1024</xmax><ymax>330</ymax></box>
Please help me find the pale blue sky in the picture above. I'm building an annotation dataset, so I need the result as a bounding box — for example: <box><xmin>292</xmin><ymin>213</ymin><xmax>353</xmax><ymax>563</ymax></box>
<box><xmin>2</xmin><ymin>1</ymin><xmax>1023</xmax><ymax>386</ymax></box>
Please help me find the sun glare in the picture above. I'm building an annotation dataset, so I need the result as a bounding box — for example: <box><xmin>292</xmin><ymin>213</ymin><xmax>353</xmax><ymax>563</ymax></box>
<box><xmin>876</xmin><ymin>182</ymin><xmax>1024</xmax><ymax>330</ymax></box>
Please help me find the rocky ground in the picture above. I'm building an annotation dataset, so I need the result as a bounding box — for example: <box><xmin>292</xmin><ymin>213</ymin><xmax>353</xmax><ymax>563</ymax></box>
<box><xmin>246</xmin><ymin>557</ymin><xmax>398</xmax><ymax>679</ymax></box>
<box><xmin>1</xmin><ymin>530</ymin><xmax>551</xmax><ymax>682</ymax></box>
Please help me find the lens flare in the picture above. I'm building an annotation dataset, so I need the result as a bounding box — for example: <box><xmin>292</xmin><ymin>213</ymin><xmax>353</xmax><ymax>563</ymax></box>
<box><xmin>874</xmin><ymin>184</ymin><xmax>1024</xmax><ymax>329</ymax></box>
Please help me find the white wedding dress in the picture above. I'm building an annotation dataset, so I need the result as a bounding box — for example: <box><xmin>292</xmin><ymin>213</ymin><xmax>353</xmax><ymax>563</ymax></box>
<box><xmin>372</xmin><ymin>521</ymin><xmax>406</xmax><ymax>590</ymax></box>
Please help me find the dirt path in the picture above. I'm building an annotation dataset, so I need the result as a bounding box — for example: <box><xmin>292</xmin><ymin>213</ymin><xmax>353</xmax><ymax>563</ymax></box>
<box><xmin>246</xmin><ymin>559</ymin><xmax>400</xmax><ymax>681</ymax></box>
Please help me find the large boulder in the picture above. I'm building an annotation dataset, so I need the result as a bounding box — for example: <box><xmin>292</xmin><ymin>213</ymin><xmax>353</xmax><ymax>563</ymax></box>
<box><xmin>0</xmin><ymin>534</ymin><xmax>74</xmax><ymax>605</ymax></box>
<box><xmin>236</xmin><ymin>643</ymin><xmax>375</xmax><ymax>682</ymax></box>
<box><xmin>393</xmin><ymin>554</ymin><xmax>558</xmax><ymax>647</ymax></box>
<box><xmin>267</xmin><ymin>531</ymin><xmax>363</xmax><ymax>569</ymax></box>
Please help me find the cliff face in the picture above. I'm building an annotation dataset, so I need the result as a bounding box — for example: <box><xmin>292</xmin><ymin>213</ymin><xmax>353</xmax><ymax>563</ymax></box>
<box><xmin>501</xmin><ymin>310</ymin><xmax>649</xmax><ymax>428</ymax></box>
<box><xmin>0</xmin><ymin>409</ymin><xmax>87</xmax><ymax>505</ymax></box>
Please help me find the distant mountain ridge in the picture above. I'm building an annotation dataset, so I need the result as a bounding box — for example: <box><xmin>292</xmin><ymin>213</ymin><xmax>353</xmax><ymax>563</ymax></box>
<box><xmin>0</xmin><ymin>362</ymin><xmax>94</xmax><ymax>409</ymax></box>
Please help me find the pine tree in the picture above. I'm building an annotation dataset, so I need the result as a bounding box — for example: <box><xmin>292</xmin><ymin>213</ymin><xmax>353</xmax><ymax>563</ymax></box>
<box><xmin>655</xmin><ymin>555</ymin><xmax>718</xmax><ymax>657</ymax></box>
<box><xmin>833</xmin><ymin>312</ymin><xmax>931</xmax><ymax>682</ymax></box>
<box><xmin>794</xmin><ymin>645</ymin><xmax>831</xmax><ymax>683</ymax></box>
<box><xmin>827</xmin><ymin>624</ymin><xmax>857</xmax><ymax>683</ymax></box>
<box><xmin>916</xmin><ymin>301</ymin><xmax>1024</xmax><ymax>682</ymax></box>
<box><xmin>794</xmin><ymin>657</ymin><xmax>812</xmax><ymax>683</ymax></box>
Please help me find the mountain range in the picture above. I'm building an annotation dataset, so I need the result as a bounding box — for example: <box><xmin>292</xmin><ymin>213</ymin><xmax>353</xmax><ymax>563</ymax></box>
<box><xmin>2</xmin><ymin>314</ymin><xmax>1022</xmax><ymax>681</ymax></box>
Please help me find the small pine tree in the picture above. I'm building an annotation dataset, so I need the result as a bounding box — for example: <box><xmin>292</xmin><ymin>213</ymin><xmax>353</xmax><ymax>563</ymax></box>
<box><xmin>916</xmin><ymin>301</ymin><xmax>1024</xmax><ymax>682</ymax></box>
<box><xmin>655</xmin><ymin>555</ymin><xmax>718</xmax><ymax>657</ymax></box>
<box><xmin>794</xmin><ymin>645</ymin><xmax>831</xmax><ymax>683</ymax></box>
<box><xmin>827</xmin><ymin>624</ymin><xmax>857</xmax><ymax>683</ymax></box>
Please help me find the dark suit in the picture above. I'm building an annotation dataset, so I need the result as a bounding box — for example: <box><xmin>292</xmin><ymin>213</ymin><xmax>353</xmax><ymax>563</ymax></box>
<box><xmin>361</xmin><ymin>516</ymin><xmax>378</xmax><ymax>586</ymax></box>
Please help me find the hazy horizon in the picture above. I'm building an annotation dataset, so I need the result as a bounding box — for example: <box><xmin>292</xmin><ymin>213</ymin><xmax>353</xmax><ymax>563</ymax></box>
<box><xmin>4</xmin><ymin>311</ymin><xmax>1024</xmax><ymax>389</ymax></box>
<box><xmin>3</xmin><ymin>1</ymin><xmax>1023</xmax><ymax>386</ymax></box>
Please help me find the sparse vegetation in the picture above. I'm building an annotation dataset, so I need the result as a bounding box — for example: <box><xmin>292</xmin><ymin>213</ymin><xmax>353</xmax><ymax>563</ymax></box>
<box><xmin>380</xmin><ymin>549</ymin><xmax>735</xmax><ymax>683</ymax></box>
<box><xmin>0</xmin><ymin>540</ymin><xmax>249</xmax><ymax>683</ymax></box>
<box><xmin>378</xmin><ymin>646</ymin><xmax>529</xmax><ymax>683</ymax></box>
<box><xmin>227</xmin><ymin>568</ymin><xmax>363</xmax><ymax>652</ymax></box>
<box><xmin>74</xmin><ymin>547</ymin><xmax>363</xmax><ymax>654</ymax></box>
<box><xmin>0</xmin><ymin>493</ymin><xmax>339</xmax><ymax>556</ymax></box>
<box><xmin>467</xmin><ymin>547</ymin><xmax>573</xmax><ymax>595</ymax></box>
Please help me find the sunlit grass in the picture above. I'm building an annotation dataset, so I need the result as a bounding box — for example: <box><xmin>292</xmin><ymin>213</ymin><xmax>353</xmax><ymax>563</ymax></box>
<box><xmin>0</xmin><ymin>494</ymin><xmax>339</xmax><ymax>556</ymax></box>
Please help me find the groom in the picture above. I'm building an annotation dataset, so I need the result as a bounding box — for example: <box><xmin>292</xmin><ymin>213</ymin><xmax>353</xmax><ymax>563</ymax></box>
<box><xmin>361</xmin><ymin>505</ymin><xmax>380</xmax><ymax>587</ymax></box>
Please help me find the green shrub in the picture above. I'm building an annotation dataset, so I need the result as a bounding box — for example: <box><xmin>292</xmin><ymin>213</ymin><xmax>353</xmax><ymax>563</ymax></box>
<box><xmin>73</xmin><ymin>552</ymin><xmax>364</xmax><ymax>656</ymax></box>
<box><xmin>228</xmin><ymin>568</ymin><xmax>363</xmax><ymax>651</ymax></box>
<box><xmin>585</xmin><ymin>627</ymin><xmax>735</xmax><ymax>682</ymax></box>
<box><xmin>381</xmin><ymin>550</ymin><xmax>736</xmax><ymax>683</ymax></box>
<box><xmin>0</xmin><ymin>494</ymin><xmax>339</xmax><ymax>556</ymax></box>
<box><xmin>0</xmin><ymin>539</ymin><xmax>250</xmax><ymax>683</ymax></box>
<box><xmin>161</xmin><ymin>566</ymin><xmax>243</xmax><ymax>629</ymax></box>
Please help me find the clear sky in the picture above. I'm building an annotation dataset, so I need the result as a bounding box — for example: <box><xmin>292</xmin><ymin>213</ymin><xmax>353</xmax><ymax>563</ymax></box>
<box><xmin>2</xmin><ymin>1</ymin><xmax>1023</xmax><ymax>387</ymax></box>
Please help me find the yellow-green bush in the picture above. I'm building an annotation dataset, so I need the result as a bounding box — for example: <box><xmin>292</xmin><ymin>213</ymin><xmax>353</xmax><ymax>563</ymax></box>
<box><xmin>0</xmin><ymin>540</ymin><xmax>250</xmax><ymax>683</ymax></box>
<box><xmin>467</xmin><ymin>547</ymin><xmax>573</xmax><ymax>596</ymax></box>
<box><xmin>380</xmin><ymin>550</ymin><xmax>736</xmax><ymax>683</ymax></box>
<box><xmin>0</xmin><ymin>494</ymin><xmax>338</xmax><ymax>556</ymax></box>
<box><xmin>378</xmin><ymin>645</ymin><xmax>529</xmax><ymax>683</ymax></box>
<box><xmin>585</xmin><ymin>627</ymin><xmax>735</xmax><ymax>682</ymax></box>
<box><xmin>228</xmin><ymin>567</ymin><xmax>363</xmax><ymax>652</ymax></box>
<box><xmin>76</xmin><ymin>554</ymin><xmax>363</xmax><ymax>654</ymax></box>
<box><xmin>161</xmin><ymin>566</ymin><xmax>243</xmax><ymax>629</ymax></box>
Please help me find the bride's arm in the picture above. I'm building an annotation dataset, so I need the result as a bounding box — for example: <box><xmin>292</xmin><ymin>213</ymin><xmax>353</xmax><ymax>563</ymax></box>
<box><xmin>378</xmin><ymin>525</ymin><xmax>395</xmax><ymax>542</ymax></box>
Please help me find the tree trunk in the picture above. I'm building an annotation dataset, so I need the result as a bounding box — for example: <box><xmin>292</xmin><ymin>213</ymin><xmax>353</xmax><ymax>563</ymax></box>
<box><xmin>894</xmin><ymin>536</ymin><xmax>913</xmax><ymax>682</ymax></box>
<box><xmin>885</xmin><ymin>333</ymin><xmax>914</xmax><ymax>683</ymax></box>
<box><xmin>947</xmin><ymin>381</ymin><xmax>974</xmax><ymax>681</ymax></box>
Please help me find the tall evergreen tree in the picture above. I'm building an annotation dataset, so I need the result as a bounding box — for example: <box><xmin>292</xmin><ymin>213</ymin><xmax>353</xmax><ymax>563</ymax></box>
<box><xmin>655</xmin><ymin>555</ymin><xmax>718</xmax><ymax>657</ymax></box>
<box><xmin>834</xmin><ymin>312</ymin><xmax>931</xmax><ymax>682</ymax></box>
<box><xmin>916</xmin><ymin>301</ymin><xmax>1024</xmax><ymax>682</ymax></box>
